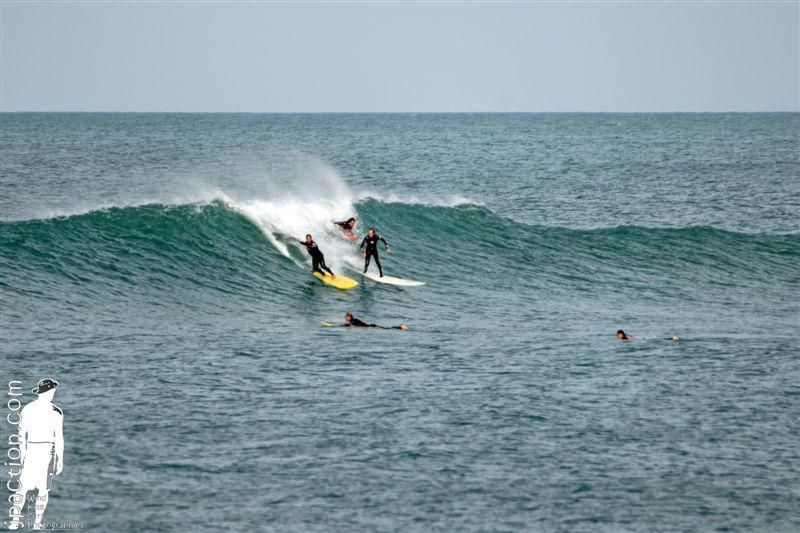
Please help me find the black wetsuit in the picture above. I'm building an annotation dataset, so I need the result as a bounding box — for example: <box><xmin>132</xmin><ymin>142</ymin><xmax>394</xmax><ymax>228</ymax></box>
<box><xmin>299</xmin><ymin>240</ymin><xmax>333</xmax><ymax>276</ymax></box>
<box><xmin>360</xmin><ymin>233</ymin><xmax>388</xmax><ymax>276</ymax></box>
<box><xmin>346</xmin><ymin>317</ymin><xmax>376</xmax><ymax>327</ymax></box>
<box><xmin>346</xmin><ymin>317</ymin><xmax>404</xmax><ymax>330</ymax></box>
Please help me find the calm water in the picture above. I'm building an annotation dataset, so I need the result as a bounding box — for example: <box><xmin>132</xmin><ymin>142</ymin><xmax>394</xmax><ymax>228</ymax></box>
<box><xmin>1</xmin><ymin>113</ymin><xmax>798</xmax><ymax>531</ymax></box>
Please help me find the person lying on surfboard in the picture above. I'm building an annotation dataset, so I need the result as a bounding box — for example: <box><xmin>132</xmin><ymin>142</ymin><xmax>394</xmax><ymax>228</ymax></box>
<box><xmin>299</xmin><ymin>234</ymin><xmax>335</xmax><ymax>277</ymax></box>
<box><xmin>335</xmin><ymin>217</ymin><xmax>358</xmax><ymax>241</ymax></box>
<box><xmin>345</xmin><ymin>312</ymin><xmax>408</xmax><ymax>331</ymax></box>
<box><xmin>360</xmin><ymin>228</ymin><xmax>391</xmax><ymax>277</ymax></box>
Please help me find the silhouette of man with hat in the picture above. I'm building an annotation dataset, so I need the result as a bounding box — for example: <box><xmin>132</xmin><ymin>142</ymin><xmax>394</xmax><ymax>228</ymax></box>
<box><xmin>8</xmin><ymin>379</ymin><xmax>64</xmax><ymax>530</ymax></box>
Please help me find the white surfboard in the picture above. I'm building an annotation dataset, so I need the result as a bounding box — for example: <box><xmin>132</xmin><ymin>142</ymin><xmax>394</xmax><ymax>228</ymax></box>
<box><xmin>362</xmin><ymin>271</ymin><xmax>426</xmax><ymax>286</ymax></box>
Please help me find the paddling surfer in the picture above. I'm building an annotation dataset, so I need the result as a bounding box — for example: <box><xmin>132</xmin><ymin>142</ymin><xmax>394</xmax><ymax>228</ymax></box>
<box><xmin>360</xmin><ymin>228</ymin><xmax>391</xmax><ymax>277</ymax></box>
<box><xmin>299</xmin><ymin>234</ymin><xmax>335</xmax><ymax>276</ymax></box>
<box><xmin>616</xmin><ymin>329</ymin><xmax>633</xmax><ymax>341</ymax></box>
<box><xmin>345</xmin><ymin>312</ymin><xmax>408</xmax><ymax>330</ymax></box>
<box><xmin>615</xmin><ymin>330</ymin><xmax>679</xmax><ymax>341</ymax></box>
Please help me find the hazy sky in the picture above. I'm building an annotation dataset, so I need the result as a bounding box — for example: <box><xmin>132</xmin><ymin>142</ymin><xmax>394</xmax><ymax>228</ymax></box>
<box><xmin>1</xmin><ymin>1</ymin><xmax>798</xmax><ymax>112</ymax></box>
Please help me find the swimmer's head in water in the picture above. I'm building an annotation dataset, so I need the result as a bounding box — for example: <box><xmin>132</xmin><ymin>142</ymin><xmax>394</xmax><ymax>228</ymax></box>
<box><xmin>305</xmin><ymin>234</ymin><xmax>313</xmax><ymax>242</ymax></box>
<box><xmin>347</xmin><ymin>217</ymin><xmax>356</xmax><ymax>228</ymax></box>
<box><xmin>616</xmin><ymin>329</ymin><xmax>631</xmax><ymax>340</ymax></box>
<box><xmin>345</xmin><ymin>312</ymin><xmax>353</xmax><ymax>322</ymax></box>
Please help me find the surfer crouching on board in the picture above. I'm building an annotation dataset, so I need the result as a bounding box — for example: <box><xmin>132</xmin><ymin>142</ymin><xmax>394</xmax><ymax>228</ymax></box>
<box><xmin>360</xmin><ymin>228</ymin><xmax>391</xmax><ymax>277</ymax></box>
<box><xmin>300</xmin><ymin>234</ymin><xmax>335</xmax><ymax>277</ymax></box>
<box><xmin>345</xmin><ymin>312</ymin><xmax>408</xmax><ymax>330</ymax></box>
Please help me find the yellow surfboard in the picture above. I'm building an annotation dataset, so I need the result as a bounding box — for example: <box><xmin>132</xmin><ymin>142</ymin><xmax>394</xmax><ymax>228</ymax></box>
<box><xmin>313</xmin><ymin>272</ymin><xmax>358</xmax><ymax>290</ymax></box>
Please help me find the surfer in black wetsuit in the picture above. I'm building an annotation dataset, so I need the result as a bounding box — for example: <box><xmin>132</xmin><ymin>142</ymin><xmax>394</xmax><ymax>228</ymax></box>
<box><xmin>344</xmin><ymin>312</ymin><xmax>408</xmax><ymax>330</ymax></box>
<box><xmin>360</xmin><ymin>228</ymin><xmax>391</xmax><ymax>277</ymax></box>
<box><xmin>299</xmin><ymin>234</ymin><xmax>334</xmax><ymax>276</ymax></box>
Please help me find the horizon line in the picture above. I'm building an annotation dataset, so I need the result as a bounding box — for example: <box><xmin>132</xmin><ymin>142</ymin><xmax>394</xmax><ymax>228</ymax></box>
<box><xmin>2</xmin><ymin>110</ymin><xmax>798</xmax><ymax>114</ymax></box>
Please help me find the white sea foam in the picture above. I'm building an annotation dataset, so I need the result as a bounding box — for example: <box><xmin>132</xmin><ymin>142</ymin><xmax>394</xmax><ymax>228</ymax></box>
<box><xmin>6</xmin><ymin>186</ymin><xmax>232</xmax><ymax>223</ymax></box>
<box><xmin>230</xmin><ymin>197</ymin><xmax>361</xmax><ymax>270</ymax></box>
<box><xmin>220</xmin><ymin>158</ymin><xmax>484</xmax><ymax>273</ymax></box>
<box><xmin>354</xmin><ymin>190</ymin><xmax>483</xmax><ymax>209</ymax></box>
<box><xmin>223</xmin><ymin>158</ymin><xmax>363</xmax><ymax>272</ymax></box>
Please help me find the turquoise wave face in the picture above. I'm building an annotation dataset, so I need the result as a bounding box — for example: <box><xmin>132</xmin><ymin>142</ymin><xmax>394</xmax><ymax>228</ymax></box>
<box><xmin>2</xmin><ymin>200</ymin><xmax>797</xmax><ymax>306</ymax></box>
<box><xmin>1</xmin><ymin>202</ymin><xmax>292</xmax><ymax>295</ymax></box>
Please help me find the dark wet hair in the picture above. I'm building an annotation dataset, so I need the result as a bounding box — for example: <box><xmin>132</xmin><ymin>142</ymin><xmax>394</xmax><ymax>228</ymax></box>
<box><xmin>368</xmin><ymin>227</ymin><xmax>375</xmax><ymax>232</ymax></box>
<box><xmin>617</xmin><ymin>329</ymin><xmax>625</xmax><ymax>335</ymax></box>
<box><xmin>345</xmin><ymin>312</ymin><xmax>353</xmax><ymax>320</ymax></box>
<box><xmin>347</xmin><ymin>217</ymin><xmax>356</xmax><ymax>223</ymax></box>
<box><xmin>306</xmin><ymin>234</ymin><xmax>312</xmax><ymax>240</ymax></box>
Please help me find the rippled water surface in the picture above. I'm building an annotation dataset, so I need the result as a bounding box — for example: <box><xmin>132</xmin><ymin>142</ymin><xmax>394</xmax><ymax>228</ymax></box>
<box><xmin>1</xmin><ymin>113</ymin><xmax>798</xmax><ymax>530</ymax></box>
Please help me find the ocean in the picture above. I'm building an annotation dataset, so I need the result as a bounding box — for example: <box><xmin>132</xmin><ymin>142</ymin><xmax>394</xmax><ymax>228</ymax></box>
<box><xmin>1</xmin><ymin>113</ymin><xmax>798</xmax><ymax>531</ymax></box>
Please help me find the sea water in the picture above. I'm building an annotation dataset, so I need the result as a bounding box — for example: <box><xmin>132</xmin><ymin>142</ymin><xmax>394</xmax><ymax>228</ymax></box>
<box><xmin>1</xmin><ymin>113</ymin><xmax>798</xmax><ymax>530</ymax></box>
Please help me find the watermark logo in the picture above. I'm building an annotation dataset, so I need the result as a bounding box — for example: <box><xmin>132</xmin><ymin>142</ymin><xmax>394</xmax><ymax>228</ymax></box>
<box><xmin>5</xmin><ymin>379</ymin><xmax>80</xmax><ymax>530</ymax></box>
